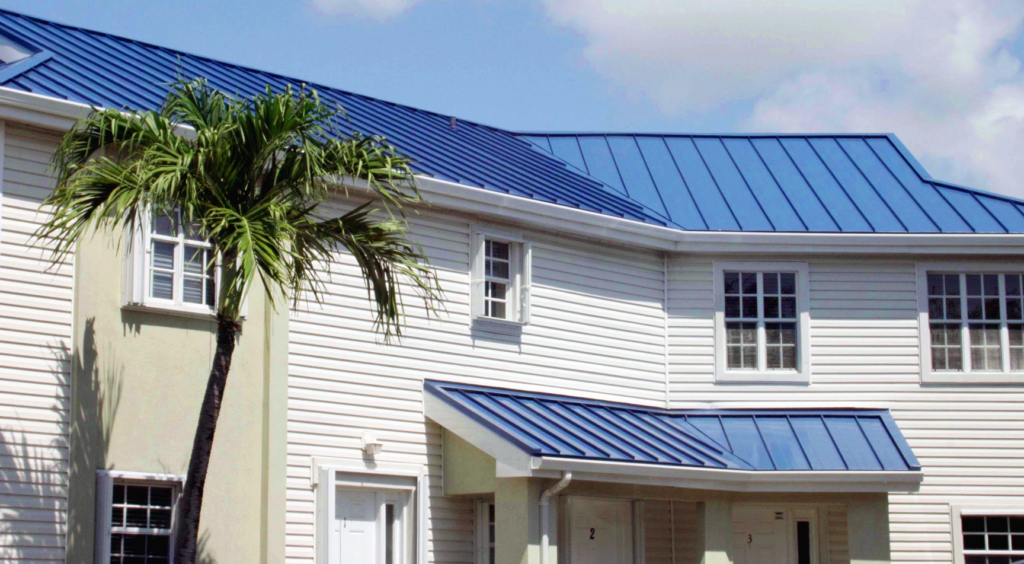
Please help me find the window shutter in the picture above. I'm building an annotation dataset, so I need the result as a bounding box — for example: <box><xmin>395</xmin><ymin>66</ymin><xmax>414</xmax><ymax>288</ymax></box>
<box><xmin>94</xmin><ymin>472</ymin><xmax>113</xmax><ymax>564</ymax></box>
<box><xmin>520</xmin><ymin>241</ymin><xmax>532</xmax><ymax>324</ymax></box>
<box><xmin>121</xmin><ymin>221</ymin><xmax>145</xmax><ymax>306</ymax></box>
<box><xmin>469</xmin><ymin>231</ymin><xmax>485</xmax><ymax>320</ymax></box>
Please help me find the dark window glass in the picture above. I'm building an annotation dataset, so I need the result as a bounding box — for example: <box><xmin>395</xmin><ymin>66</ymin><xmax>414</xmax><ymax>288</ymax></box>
<box><xmin>796</xmin><ymin>521</ymin><xmax>810</xmax><ymax>564</ymax></box>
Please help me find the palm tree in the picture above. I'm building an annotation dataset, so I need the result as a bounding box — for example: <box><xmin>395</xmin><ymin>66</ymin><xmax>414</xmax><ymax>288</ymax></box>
<box><xmin>34</xmin><ymin>79</ymin><xmax>440</xmax><ymax>564</ymax></box>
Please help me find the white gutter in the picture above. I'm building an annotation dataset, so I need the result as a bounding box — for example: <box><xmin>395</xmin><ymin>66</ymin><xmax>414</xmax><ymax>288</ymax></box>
<box><xmin>539</xmin><ymin>471</ymin><xmax>572</xmax><ymax>564</ymax></box>
<box><xmin>531</xmin><ymin>457</ymin><xmax>923</xmax><ymax>493</ymax></box>
<box><xmin>4</xmin><ymin>85</ymin><xmax>1021</xmax><ymax>255</ymax></box>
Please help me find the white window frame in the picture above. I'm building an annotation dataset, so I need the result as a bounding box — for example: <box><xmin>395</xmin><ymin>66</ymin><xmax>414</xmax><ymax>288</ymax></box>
<box><xmin>95</xmin><ymin>469</ymin><xmax>183</xmax><ymax>564</ymax></box>
<box><xmin>475</xmin><ymin>500</ymin><xmax>495</xmax><ymax>564</ymax></box>
<box><xmin>713</xmin><ymin>261</ymin><xmax>811</xmax><ymax>384</ymax></box>
<box><xmin>313</xmin><ymin>458</ymin><xmax>426</xmax><ymax>564</ymax></box>
<box><xmin>951</xmin><ymin>505</ymin><xmax>1024</xmax><ymax>564</ymax></box>
<box><xmin>470</xmin><ymin>225</ymin><xmax>531</xmax><ymax>330</ymax></box>
<box><xmin>123</xmin><ymin>209</ymin><xmax>247</xmax><ymax>319</ymax></box>
<box><xmin>917</xmin><ymin>263</ymin><xmax>1024</xmax><ymax>384</ymax></box>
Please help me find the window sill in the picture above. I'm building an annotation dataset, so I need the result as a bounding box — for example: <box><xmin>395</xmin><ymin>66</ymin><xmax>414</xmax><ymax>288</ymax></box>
<box><xmin>471</xmin><ymin>317</ymin><xmax>525</xmax><ymax>336</ymax></box>
<box><xmin>716</xmin><ymin>370</ymin><xmax>810</xmax><ymax>385</ymax></box>
<box><xmin>923</xmin><ymin>372</ymin><xmax>1024</xmax><ymax>385</ymax></box>
<box><xmin>123</xmin><ymin>302</ymin><xmax>221</xmax><ymax>321</ymax></box>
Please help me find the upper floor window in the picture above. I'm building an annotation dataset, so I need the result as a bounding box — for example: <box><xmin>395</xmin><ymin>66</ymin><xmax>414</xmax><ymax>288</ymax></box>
<box><xmin>918</xmin><ymin>264</ymin><xmax>1024</xmax><ymax>383</ymax></box>
<box><xmin>470</xmin><ymin>227</ymin><xmax>531</xmax><ymax>327</ymax></box>
<box><xmin>714</xmin><ymin>262</ymin><xmax>810</xmax><ymax>384</ymax></box>
<box><xmin>123</xmin><ymin>209</ymin><xmax>244</xmax><ymax>318</ymax></box>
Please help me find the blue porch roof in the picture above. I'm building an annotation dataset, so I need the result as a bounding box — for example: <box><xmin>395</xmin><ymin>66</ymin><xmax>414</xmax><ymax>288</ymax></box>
<box><xmin>425</xmin><ymin>380</ymin><xmax>921</xmax><ymax>473</ymax></box>
<box><xmin>1</xmin><ymin>8</ymin><xmax>1021</xmax><ymax>234</ymax></box>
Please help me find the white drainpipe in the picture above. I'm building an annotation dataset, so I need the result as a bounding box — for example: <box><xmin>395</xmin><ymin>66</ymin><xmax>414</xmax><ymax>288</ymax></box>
<box><xmin>539</xmin><ymin>472</ymin><xmax>572</xmax><ymax>564</ymax></box>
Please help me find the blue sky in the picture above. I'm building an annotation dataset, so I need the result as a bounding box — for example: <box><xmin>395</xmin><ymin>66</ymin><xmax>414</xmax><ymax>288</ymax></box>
<box><xmin>6</xmin><ymin>1</ymin><xmax>1024</xmax><ymax>197</ymax></box>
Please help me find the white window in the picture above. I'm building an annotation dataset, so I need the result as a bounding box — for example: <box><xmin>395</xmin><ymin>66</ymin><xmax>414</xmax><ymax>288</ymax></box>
<box><xmin>95</xmin><ymin>471</ymin><xmax>182</xmax><ymax>564</ymax></box>
<box><xmin>918</xmin><ymin>264</ymin><xmax>1024</xmax><ymax>383</ymax></box>
<box><xmin>123</xmin><ymin>209</ymin><xmax>244</xmax><ymax>317</ymax></box>
<box><xmin>476</xmin><ymin>501</ymin><xmax>495</xmax><ymax>564</ymax></box>
<box><xmin>713</xmin><ymin>262</ymin><xmax>811</xmax><ymax>383</ymax></box>
<box><xmin>951</xmin><ymin>506</ymin><xmax>1024</xmax><ymax>564</ymax></box>
<box><xmin>470</xmin><ymin>227</ymin><xmax>531</xmax><ymax>327</ymax></box>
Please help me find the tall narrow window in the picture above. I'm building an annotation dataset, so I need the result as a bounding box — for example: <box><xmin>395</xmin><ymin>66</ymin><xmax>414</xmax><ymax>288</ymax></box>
<box><xmin>476</xmin><ymin>501</ymin><xmax>495</xmax><ymax>564</ymax></box>
<box><xmin>471</xmin><ymin>229</ymin><xmax>531</xmax><ymax>326</ymax></box>
<box><xmin>484</xmin><ymin>240</ymin><xmax>511</xmax><ymax>319</ymax></box>
<box><xmin>724</xmin><ymin>272</ymin><xmax>759</xmax><ymax>370</ymax></box>
<box><xmin>967</xmin><ymin>274</ymin><xmax>1002</xmax><ymax>371</ymax></box>
<box><xmin>928</xmin><ymin>274</ymin><xmax>964</xmax><ymax>371</ymax></box>
<box><xmin>385</xmin><ymin>503</ymin><xmax>395</xmax><ymax>564</ymax></box>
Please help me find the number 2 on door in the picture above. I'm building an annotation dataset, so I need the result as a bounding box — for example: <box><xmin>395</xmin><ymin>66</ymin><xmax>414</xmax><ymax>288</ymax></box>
<box><xmin>590</xmin><ymin>528</ymin><xmax>595</xmax><ymax>540</ymax></box>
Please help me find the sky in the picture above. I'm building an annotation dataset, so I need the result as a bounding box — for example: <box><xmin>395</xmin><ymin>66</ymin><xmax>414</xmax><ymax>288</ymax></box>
<box><xmin>7</xmin><ymin>0</ymin><xmax>1024</xmax><ymax>198</ymax></box>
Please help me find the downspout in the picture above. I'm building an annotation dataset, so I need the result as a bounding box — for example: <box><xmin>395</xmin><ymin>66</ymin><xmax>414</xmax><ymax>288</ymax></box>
<box><xmin>539</xmin><ymin>471</ymin><xmax>572</xmax><ymax>564</ymax></box>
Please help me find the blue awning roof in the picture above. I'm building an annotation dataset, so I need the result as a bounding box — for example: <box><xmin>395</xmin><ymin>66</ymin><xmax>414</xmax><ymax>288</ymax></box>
<box><xmin>425</xmin><ymin>381</ymin><xmax>920</xmax><ymax>473</ymax></box>
<box><xmin>0</xmin><ymin>8</ymin><xmax>1022</xmax><ymax>234</ymax></box>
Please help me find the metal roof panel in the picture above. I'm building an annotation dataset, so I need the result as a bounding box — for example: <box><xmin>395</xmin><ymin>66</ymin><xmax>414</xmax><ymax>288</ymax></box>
<box><xmin>425</xmin><ymin>381</ymin><xmax>920</xmax><ymax>472</ymax></box>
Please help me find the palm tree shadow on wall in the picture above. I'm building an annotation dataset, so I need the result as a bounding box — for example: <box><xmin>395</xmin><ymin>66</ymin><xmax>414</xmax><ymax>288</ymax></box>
<box><xmin>0</xmin><ymin>318</ymin><xmax>214</xmax><ymax>563</ymax></box>
<box><xmin>0</xmin><ymin>323</ymin><xmax>76</xmax><ymax>561</ymax></box>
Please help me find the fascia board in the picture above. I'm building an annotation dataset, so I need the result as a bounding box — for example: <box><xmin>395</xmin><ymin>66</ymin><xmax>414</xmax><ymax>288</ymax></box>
<box><xmin>422</xmin><ymin>390</ymin><xmax>533</xmax><ymax>478</ymax></box>
<box><xmin>412</xmin><ymin>176</ymin><xmax>1024</xmax><ymax>255</ymax></box>
<box><xmin>532</xmin><ymin>457</ymin><xmax>924</xmax><ymax>493</ymax></box>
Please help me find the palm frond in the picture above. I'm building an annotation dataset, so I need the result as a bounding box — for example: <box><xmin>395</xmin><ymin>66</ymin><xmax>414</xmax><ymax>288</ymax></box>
<box><xmin>35</xmin><ymin>77</ymin><xmax>440</xmax><ymax>333</ymax></box>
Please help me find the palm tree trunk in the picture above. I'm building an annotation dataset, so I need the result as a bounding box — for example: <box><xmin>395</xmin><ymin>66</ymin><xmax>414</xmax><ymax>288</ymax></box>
<box><xmin>173</xmin><ymin>313</ymin><xmax>240</xmax><ymax>564</ymax></box>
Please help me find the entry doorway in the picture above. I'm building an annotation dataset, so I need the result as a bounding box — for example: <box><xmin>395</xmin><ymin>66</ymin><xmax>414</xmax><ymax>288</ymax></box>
<box><xmin>567</xmin><ymin>497</ymin><xmax>635</xmax><ymax>564</ymax></box>
<box><xmin>731</xmin><ymin>506</ymin><xmax>819</xmax><ymax>564</ymax></box>
<box><xmin>333</xmin><ymin>486</ymin><xmax>413</xmax><ymax>564</ymax></box>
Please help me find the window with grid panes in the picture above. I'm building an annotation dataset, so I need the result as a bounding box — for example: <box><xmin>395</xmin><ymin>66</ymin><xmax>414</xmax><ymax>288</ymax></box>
<box><xmin>471</xmin><ymin>230</ymin><xmax>531</xmax><ymax>326</ymax></box>
<box><xmin>109</xmin><ymin>481</ymin><xmax>176</xmax><ymax>564</ymax></box>
<box><xmin>926</xmin><ymin>273</ymin><xmax>1024</xmax><ymax>374</ymax></box>
<box><xmin>484</xmin><ymin>240</ymin><xmax>511</xmax><ymax>319</ymax></box>
<box><xmin>961</xmin><ymin>514</ymin><xmax>1024</xmax><ymax>564</ymax></box>
<box><xmin>149</xmin><ymin>209</ymin><xmax>216</xmax><ymax>308</ymax></box>
<box><xmin>723</xmin><ymin>271</ymin><xmax>798</xmax><ymax>371</ymax></box>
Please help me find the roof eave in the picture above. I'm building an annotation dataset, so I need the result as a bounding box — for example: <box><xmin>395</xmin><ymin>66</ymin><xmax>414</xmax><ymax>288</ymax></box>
<box><xmin>532</xmin><ymin>457</ymin><xmax>923</xmax><ymax>493</ymax></box>
<box><xmin>413</xmin><ymin>174</ymin><xmax>1024</xmax><ymax>254</ymax></box>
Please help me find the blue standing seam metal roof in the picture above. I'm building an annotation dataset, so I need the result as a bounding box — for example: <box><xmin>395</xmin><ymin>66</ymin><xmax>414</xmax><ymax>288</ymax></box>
<box><xmin>0</xmin><ymin>8</ymin><xmax>1021</xmax><ymax>234</ymax></box>
<box><xmin>425</xmin><ymin>381</ymin><xmax>921</xmax><ymax>472</ymax></box>
<box><xmin>518</xmin><ymin>133</ymin><xmax>1024</xmax><ymax>233</ymax></box>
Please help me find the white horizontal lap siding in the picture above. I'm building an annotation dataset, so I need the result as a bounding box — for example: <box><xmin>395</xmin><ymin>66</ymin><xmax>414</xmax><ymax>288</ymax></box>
<box><xmin>286</xmin><ymin>205</ymin><xmax>666</xmax><ymax>563</ymax></box>
<box><xmin>0</xmin><ymin>125</ymin><xmax>72</xmax><ymax>564</ymax></box>
<box><xmin>668</xmin><ymin>258</ymin><xmax>1024</xmax><ymax>564</ymax></box>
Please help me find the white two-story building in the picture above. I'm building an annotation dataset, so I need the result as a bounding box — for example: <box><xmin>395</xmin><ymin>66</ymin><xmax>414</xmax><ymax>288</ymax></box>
<box><xmin>0</xmin><ymin>8</ymin><xmax>1022</xmax><ymax>564</ymax></box>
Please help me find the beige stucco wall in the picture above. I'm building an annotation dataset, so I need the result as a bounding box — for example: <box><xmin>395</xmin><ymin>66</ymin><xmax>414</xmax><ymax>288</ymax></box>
<box><xmin>66</xmin><ymin>229</ymin><xmax>288</xmax><ymax>563</ymax></box>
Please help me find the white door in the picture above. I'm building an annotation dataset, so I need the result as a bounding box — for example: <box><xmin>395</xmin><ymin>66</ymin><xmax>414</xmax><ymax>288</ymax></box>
<box><xmin>569</xmin><ymin>498</ymin><xmax>634</xmax><ymax>564</ymax></box>
<box><xmin>336</xmin><ymin>488</ymin><xmax>379</xmax><ymax>563</ymax></box>
<box><xmin>732</xmin><ymin>507</ymin><xmax>787</xmax><ymax>564</ymax></box>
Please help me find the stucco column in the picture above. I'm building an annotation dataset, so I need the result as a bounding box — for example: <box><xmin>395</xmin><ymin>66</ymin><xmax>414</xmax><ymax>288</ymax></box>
<box><xmin>699</xmin><ymin>500</ymin><xmax>734</xmax><ymax>564</ymax></box>
<box><xmin>495</xmin><ymin>477</ymin><xmax>543</xmax><ymax>564</ymax></box>
<box><xmin>849</xmin><ymin>494</ymin><xmax>891</xmax><ymax>564</ymax></box>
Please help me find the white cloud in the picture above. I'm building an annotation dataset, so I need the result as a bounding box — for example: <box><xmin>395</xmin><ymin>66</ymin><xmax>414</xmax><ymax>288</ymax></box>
<box><xmin>539</xmin><ymin>0</ymin><xmax>1024</xmax><ymax>197</ymax></box>
<box><xmin>310</xmin><ymin>0</ymin><xmax>423</xmax><ymax>21</ymax></box>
